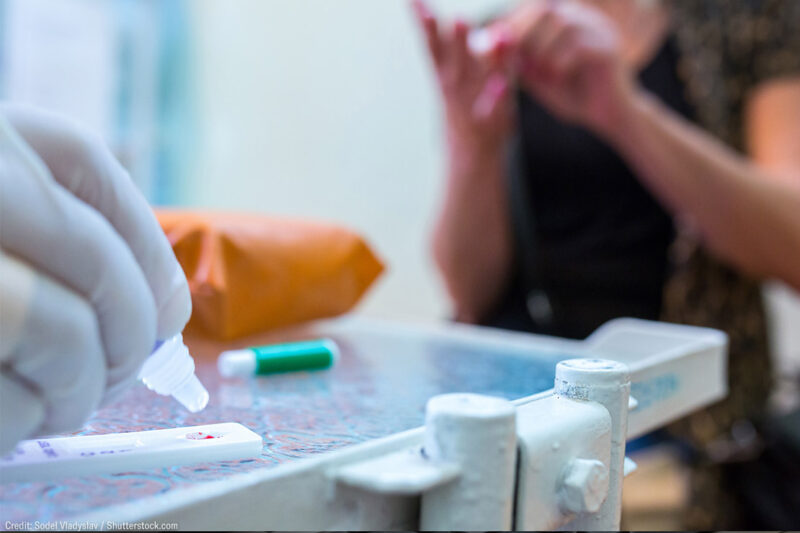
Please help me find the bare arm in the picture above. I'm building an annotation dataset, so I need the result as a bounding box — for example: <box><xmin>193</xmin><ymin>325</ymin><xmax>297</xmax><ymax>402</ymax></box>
<box><xmin>413</xmin><ymin>0</ymin><xmax>515</xmax><ymax>323</ymax></box>
<box><xmin>604</xmin><ymin>79</ymin><xmax>800</xmax><ymax>289</ymax></box>
<box><xmin>502</xmin><ymin>1</ymin><xmax>800</xmax><ymax>290</ymax></box>
<box><xmin>432</xmin><ymin>141</ymin><xmax>513</xmax><ymax>323</ymax></box>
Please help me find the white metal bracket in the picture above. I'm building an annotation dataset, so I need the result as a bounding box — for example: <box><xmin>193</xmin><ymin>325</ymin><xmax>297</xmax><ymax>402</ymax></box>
<box><xmin>334</xmin><ymin>447</ymin><xmax>459</xmax><ymax>495</ymax></box>
<box><xmin>514</xmin><ymin>393</ymin><xmax>613</xmax><ymax>530</ymax></box>
<box><xmin>333</xmin><ymin>393</ymin><xmax>518</xmax><ymax>531</ymax></box>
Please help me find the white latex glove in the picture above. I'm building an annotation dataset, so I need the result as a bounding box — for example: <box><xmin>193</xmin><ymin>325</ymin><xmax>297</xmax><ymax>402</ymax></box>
<box><xmin>0</xmin><ymin>105</ymin><xmax>191</xmax><ymax>455</ymax></box>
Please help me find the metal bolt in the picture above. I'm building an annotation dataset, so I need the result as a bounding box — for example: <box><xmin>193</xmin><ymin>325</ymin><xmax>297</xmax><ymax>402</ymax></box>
<box><xmin>558</xmin><ymin>458</ymin><xmax>609</xmax><ymax>514</ymax></box>
<box><xmin>555</xmin><ymin>358</ymin><xmax>629</xmax><ymax>529</ymax></box>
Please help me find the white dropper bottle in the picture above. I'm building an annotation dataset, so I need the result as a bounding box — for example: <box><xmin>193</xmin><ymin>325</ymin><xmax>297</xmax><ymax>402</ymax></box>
<box><xmin>138</xmin><ymin>334</ymin><xmax>209</xmax><ymax>412</ymax></box>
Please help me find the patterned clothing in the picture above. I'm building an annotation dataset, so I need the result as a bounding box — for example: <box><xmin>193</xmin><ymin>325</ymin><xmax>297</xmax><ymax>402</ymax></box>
<box><xmin>662</xmin><ymin>0</ymin><xmax>799</xmax><ymax>528</ymax></box>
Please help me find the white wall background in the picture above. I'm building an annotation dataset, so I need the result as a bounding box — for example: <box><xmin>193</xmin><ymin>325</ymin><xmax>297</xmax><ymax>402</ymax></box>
<box><xmin>188</xmin><ymin>0</ymin><xmax>512</xmax><ymax>322</ymax></box>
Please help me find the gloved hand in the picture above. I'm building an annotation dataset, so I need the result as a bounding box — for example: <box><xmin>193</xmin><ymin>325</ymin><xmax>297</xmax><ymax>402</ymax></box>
<box><xmin>0</xmin><ymin>104</ymin><xmax>192</xmax><ymax>455</ymax></box>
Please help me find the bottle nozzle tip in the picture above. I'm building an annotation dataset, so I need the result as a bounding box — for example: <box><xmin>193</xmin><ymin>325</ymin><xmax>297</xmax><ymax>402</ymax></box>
<box><xmin>172</xmin><ymin>374</ymin><xmax>210</xmax><ymax>413</ymax></box>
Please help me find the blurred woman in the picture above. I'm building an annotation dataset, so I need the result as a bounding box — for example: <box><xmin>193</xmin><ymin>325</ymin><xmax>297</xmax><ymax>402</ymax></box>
<box><xmin>415</xmin><ymin>0</ymin><xmax>799</xmax><ymax>528</ymax></box>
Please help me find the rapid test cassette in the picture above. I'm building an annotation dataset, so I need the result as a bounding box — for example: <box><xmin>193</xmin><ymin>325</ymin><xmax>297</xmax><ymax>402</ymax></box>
<box><xmin>0</xmin><ymin>423</ymin><xmax>263</xmax><ymax>483</ymax></box>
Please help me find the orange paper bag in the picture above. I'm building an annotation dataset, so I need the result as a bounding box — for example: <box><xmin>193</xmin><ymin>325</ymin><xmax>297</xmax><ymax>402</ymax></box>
<box><xmin>155</xmin><ymin>209</ymin><xmax>385</xmax><ymax>341</ymax></box>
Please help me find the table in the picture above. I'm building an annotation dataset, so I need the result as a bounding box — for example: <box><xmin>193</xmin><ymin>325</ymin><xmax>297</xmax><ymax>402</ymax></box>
<box><xmin>0</xmin><ymin>317</ymin><xmax>572</xmax><ymax>524</ymax></box>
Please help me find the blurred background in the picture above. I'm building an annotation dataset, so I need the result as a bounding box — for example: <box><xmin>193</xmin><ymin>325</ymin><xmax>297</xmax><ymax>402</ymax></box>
<box><xmin>1</xmin><ymin>0</ymin><xmax>797</xmax><ymax>403</ymax></box>
<box><xmin>0</xmin><ymin>0</ymin><xmax>518</xmax><ymax>323</ymax></box>
<box><xmin>2</xmin><ymin>0</ymin><xmax>799</xmax><ymax>527</ymax></box>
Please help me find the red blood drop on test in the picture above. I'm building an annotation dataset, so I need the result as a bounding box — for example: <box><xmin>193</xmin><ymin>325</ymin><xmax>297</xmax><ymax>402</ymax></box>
<box><xmin>186</xmin><ymin>431</ymin><xmax>218</xmax><ymax>440</ymax></box>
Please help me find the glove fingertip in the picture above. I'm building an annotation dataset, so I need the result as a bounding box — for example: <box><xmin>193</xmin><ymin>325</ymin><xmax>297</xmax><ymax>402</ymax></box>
<box><xmin>0</xmin><ymin>375</ymin><xmax>46</xmax><ymax>455</ymax></box>
<box><xmin>155</xmin><ymin>268</ymin><xmax>192</xmax><ymax>340</ymax></box>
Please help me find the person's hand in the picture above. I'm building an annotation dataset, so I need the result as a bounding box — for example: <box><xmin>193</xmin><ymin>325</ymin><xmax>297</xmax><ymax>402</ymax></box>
<box><xmin>412</xmin><ymin>0</ymin><xmax>513</xmax><ymax>160</ymax></box>
<box><xmin>498</xmin><ymin>0</ymin><xmax>637</xmax><ymax>138</ymax></box>
<box><xmin>0</xmin><ymin>105</ymin><xmax>191</xmax><ymax>454</ymax></box>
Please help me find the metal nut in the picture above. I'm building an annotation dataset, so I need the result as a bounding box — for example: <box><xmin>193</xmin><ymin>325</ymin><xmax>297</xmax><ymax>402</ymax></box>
<box><xmin>558</xmin><ymin>458</ymin><xmax>609</xmax><ymax>514</ymax></box>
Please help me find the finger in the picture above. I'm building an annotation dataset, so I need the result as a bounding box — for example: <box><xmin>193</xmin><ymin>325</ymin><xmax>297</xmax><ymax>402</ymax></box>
<box><xmin>473</xmin><ymin>75</ymin><xmax>510</xmax><ymax>120</ymax></box>
<box><xmin>451</xmin><ymin>19</ymin><xmax>471</xmax><ymax>80</ymax></box>
<box><xmin>0</xmin><ymin>374</ymin><xmax>44</xmax><ymax>456</ymax></box>
<box><xmin>524</xmin><ymin>6</ymin><xmax>563</xmax><ymax>62</ymax></box>
<box><xmin>0</xmin><ymin>251</ymin><xmax>106</xmax><ymax>436</ymax></box>
<box><xmin>549</xmin><ymin>40</ymin><xmax>581</xmax><ymax>82</ymax></box>
<box><xmin>521</xmin><ymin>53</ymin><xmax>548</xmax><ymax>86</ymax></box>
<box><xmin>532</xmin><ymin>20</ymin><xmax>579</xmax><ymax>81</ymax></box>
<box><xmin>0</xmin><ymin>253</ymin><xmax>45</xmax><ymax>455</ymax></box>
<box><xmin>539</xmin><ymin>18</ymin><xmax>573</xmax><ymax>60</ymax></box>
<box><xmin>2</xmin><ymin>105</ymin><xmax>191</xmax><ymax>340</ymax></box>
<box><xmin>0</xmin><ymin>116</ymin><xmax>156</xmax><ymax>390</ymax></box>
<box><xmin>411</xmin><ymin>0</ymin><xmax>443</xmax><ymax>66</ymax></box>
<box><xmin>489</xmin><ymin>29</ymin><xmax>520</xmax><ymax>77</ymax></box>
<box><xmin>504</xmin><ymin>0</ymin><xmax>552</xmax><ymax>50</ymax></box>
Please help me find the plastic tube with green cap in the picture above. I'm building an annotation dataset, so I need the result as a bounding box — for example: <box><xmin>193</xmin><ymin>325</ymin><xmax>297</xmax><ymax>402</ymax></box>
<box><xmin>217</xmin><ymin>339</ymin><xmax>339</xmax><ymax>378</ymax></box>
